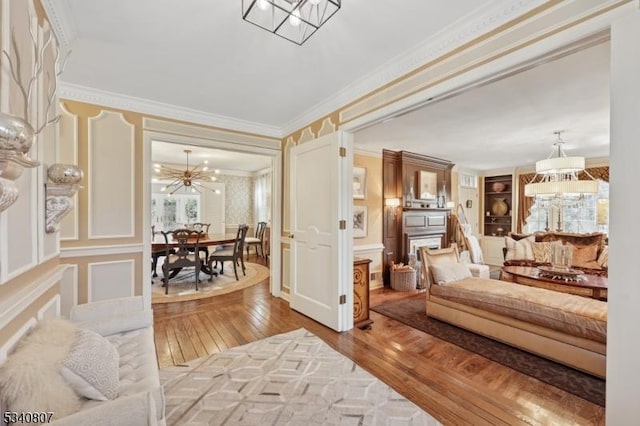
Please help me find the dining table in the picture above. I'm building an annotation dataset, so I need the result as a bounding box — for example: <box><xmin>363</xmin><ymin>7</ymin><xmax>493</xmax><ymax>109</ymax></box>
<box><xmin>151</xmin><ymin>232</ymin><xmax>238</xmax><ymax>280</ymax></box>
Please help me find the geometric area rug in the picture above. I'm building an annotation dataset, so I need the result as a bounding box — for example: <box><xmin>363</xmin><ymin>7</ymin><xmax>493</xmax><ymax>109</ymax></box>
<box><xmin>160</xmin><ymin>328</ymin><xmax>442</xmax><ymax>425</ymax></box>
<box><xmin>152</xmin><ymin>262</ymin><xmax>270</xmax><ymax>304</ymax></box>
<box><xmin>371</xmin><ymin>294</ymin><xmax>606</xmax><ymax>407</ymax></box>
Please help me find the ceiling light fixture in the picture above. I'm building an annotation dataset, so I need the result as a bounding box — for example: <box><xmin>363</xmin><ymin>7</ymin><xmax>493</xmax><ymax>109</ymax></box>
<box><xmin>242</xmin><ymin>0</ymin><xmax>341</xmax><ymax>45</ymax></box>
<box><xmin>153</xmin><ymin>149</ymin><xmax>221</xmax><ymax>195</ymax></box>
<box><xmin>525</xmin><ymin>131</ymin><xmax>599</xmax><ymax>199</ymax></box>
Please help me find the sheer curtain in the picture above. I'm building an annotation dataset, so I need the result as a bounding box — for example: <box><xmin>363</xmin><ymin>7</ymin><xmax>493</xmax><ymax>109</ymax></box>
<box><xmin>254</xmin><ymin>170</ymin><xmax>272</xmax><ymax>224</ymax></box>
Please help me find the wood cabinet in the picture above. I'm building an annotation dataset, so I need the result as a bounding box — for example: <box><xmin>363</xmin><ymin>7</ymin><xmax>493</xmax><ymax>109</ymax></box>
<box><xmin>353</xmin><ymin>258</ymin><xmax>373</xmax><ymax>329</ymax></box>
<box><xmin>483</xmin><ymin>174</ymin><xmax>513</xmax><ymax>237</ymax></box>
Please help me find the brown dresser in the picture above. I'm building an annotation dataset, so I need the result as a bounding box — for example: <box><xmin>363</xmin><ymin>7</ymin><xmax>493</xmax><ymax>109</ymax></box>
<box><xmin>353</xmin><ymin>257</ymin><xmax>373</xmax><ymax>329</ymax></box>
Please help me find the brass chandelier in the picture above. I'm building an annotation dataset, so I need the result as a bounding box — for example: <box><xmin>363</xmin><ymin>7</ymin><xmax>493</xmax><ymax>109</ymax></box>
<box><xmin>153</xmin><ymin>150</ymin><xmax>221</xmax><ymax>195</ymax></box>
<box><xmin>242</xmin><ymin>0</ymin><xmax>341</xmax><ymax>45</ymax></box>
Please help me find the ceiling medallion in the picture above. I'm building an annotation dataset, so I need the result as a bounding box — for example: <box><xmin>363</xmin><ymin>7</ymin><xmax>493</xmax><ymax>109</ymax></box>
<box><xmin>242</xmin><ymin>0</ymin><xmax>341</xmax><ymax>45</ymax></box>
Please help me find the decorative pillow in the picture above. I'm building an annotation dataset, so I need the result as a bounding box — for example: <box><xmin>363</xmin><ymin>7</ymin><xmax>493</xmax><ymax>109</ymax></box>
<box><xmin>60</xmin><ymin>329</ymin><xmax>120</xmax><ymax>401</ymax></box>
<box><xmin>530</xmin><ymin>241</ymin><xmax>562</xmax><ymax>263</ymax></box>
<box><xmin>504</xmin><ymin>235</ymin><xmax>535</xmax><ymax>261</ymax></box>
<box><xmin>566</xmin><ymin>242</ymin><xmax>601</xmax><ymax>270</ymax></box>
<box><xmin>465</xmin><ymin>234</ymin><xmax>484</xmax><ymax>264</ymax></box>
<box><xmin>0</xmin><ymin>319</ymin><xmax>82</xmax><ymax>418</ymax></box>
<box><xmin>430</xmin><ymin>262</ymin><xmax>472</xmax><ymax>285</ymax></box>
<box><xmin>420</xmin><ymin>245</ymin><xmax>460</xmax><ymax>285</ymax></box>
<box><xmin>597</xmin><ymin>246</ymin><xmax>609</xmax><ymax>268</ymax></box>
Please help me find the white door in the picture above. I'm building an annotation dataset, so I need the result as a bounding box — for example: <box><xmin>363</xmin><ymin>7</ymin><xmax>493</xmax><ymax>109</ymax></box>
<box><xmin>201</xmin><ymin>182</ymin><xmax>225</xmax><ymax>233</ymax></box>
<box><xmin>290</xmin><ymin>131</ymin><xmax>353</xmax><ymax>332</ymax></box>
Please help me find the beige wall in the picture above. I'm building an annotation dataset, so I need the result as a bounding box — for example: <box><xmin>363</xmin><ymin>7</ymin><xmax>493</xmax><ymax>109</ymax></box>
<box><xmin>353</xmin><ymin>153</ymin><xmax>382</xmax><ymax>246</ymax></box>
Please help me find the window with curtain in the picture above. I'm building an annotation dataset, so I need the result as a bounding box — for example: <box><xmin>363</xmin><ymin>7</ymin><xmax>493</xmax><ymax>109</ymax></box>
<box><xmin>253</xmin><ymin>170</ymin><xmax>272</xmax><ymax>223</ymax></box>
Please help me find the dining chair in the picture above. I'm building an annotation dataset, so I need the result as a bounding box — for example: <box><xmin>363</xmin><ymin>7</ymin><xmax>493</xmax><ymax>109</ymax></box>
<box><xmin>161</xmin><ymin>229</ymin><xmax>205</xmax><ymax>294</ymax></box>
<box><xmin>188</xmin><ymin>222</ymin><xmax>211</xmax><ymax>258</ymax></box>
<box><xmin>208</xmin><ymin>224</ymin><xmax>248</xmax><ymax>281</ymax></box>
<box><xmin>245</xmin><ymin>221</ymin><xmax>267</xmax><ymax>258</ymax></box>
<box><xmin>151</xmin><ymin>226</ymin><xmax>176</xmax><ymax>279</ymax></box>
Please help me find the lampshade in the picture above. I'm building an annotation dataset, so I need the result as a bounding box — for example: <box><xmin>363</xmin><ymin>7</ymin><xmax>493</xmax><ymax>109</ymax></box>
<box><xmin>524</xmin><ymin>179</ymin><xmax>599</xmax><ymax>198</ymax></box>
<box><xmin>385</xmin><ymin>198</ymin><xmax>401</xmax><ymax>207</ymax></box>
<box><xmin>535</xmin><ymin>156</ymin><xmax>585</xmax><ymax>174</ymax></box>
<box><xmin>242</xmin><ymin>0</ymin><xmax>341</xmax><ymax>45</ymax></box>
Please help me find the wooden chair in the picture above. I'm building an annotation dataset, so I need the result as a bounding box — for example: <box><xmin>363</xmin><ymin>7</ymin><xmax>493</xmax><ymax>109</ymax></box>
<box><xmin>208</xmin><ymin>225</ymin><xmax>248</xmax><ymax>281</ymax></box>
<box><xmin>245</xmin><ymin>221</ymin><xmax>267</xmax><ymax>257</ymax></box>
<box><xmin>151</xmin><ymin>225</ymin><xmax>176</xmax><ymax>279</ymax></box>
<box><xmin>161</xmin><ymin>229</ymin><xmax>205</xmax><ymax>294</ymax></box>
<box><xmin>188</xmin><ymin>222</ymin><xmax>211</xmax><ymax>258</ymax></box>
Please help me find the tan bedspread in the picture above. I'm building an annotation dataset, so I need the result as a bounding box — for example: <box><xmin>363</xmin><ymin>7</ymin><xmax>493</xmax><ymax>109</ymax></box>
<box><xmin>430</xmin><ymin>277</ymin><xmax>607</xmax><ymax>343</ymax></box>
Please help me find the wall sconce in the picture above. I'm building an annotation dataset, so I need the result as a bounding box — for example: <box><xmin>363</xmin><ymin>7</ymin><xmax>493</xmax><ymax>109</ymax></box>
<box><xmin>385</xmin><ymin>198</ymin><xmax>401</xmax><ymax>217</ymax></box>
<box><xmin>45</xmin><ymin>164</ymin><xmax>83</xmax><ymax>233</ymax></box>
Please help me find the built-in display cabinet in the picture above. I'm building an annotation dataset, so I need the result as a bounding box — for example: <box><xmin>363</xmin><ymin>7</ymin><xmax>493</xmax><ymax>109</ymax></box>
<box><xmin>483</xmin><ymin>174</ymin><xmax>513</xmax><ymax>237</ymax></box>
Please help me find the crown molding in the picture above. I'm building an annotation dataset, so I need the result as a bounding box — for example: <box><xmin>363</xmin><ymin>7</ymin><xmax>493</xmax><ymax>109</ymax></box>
<box><xmin>281</xmin><ymin>0</ymin><xmax>547</xmax><ymax>135</ymax></box>
<box><xmin>39</xmin><ymin>0</ymin><xmax>76</xmax><ymax>48</ymax></box>
<box><xmin>59</xmin><ymin>83</ymin><xmax>282</xmax><ymax>138</ymax></box>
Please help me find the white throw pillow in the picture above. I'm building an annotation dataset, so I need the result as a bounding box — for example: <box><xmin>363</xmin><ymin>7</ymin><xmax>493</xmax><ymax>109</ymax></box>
<box><xmin>430</xmin><ymin>262</ymin><xmax>472</xmax><ymax>285</ymax></box>
<box><xmin>504</xmin><ymin>236</ymin><xmax>535</xmax><ymax>261</ymax></box>
<box><xmin>60</xmin><ymin>329</ymin><xmax>120</xmax><ymax>401</ymax></box>
<box><xmin>0</xmin><ymin>319</ymin><xmax>82</xmax><ymax>418</ymax></box>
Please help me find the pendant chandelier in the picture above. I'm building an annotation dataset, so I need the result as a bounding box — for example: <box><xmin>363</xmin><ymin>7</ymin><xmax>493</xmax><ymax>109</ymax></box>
<box><xmin>242</xmin><ymin>0</ymin><xmax>341</xmax><ymax>45</ymax></box>
<box><xmin>153</xmin><ymin>150</ymin><xmax>221</xmax><ymax>195</ymax></box>
<box><xmin>525</xmin><ymin>131</ymin><xmax>599</xmax><ymax>200</ymax></box>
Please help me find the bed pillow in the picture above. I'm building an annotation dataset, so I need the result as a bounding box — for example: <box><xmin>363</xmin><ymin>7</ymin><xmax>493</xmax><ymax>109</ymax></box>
<box><xmin>504</xmin><ymin>235</ymin><xmax>535</xmax><ymax>261</ymax></box>
<box><xmin>430</xmin><ymin>262</ymin><xmax>472</xmax><ymax>285</ymax></box>
<box><xmin>0</xmin><ymin>319</ymin><xmax>82</xmax><ymax>418</ymax></box>
<box><xmin>60</xmin><ymin>329</ymin><xmax>120</xmax><ymax>401</ymax></box>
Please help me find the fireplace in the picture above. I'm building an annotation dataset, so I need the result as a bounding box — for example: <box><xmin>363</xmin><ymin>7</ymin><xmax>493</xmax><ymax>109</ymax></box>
<box><xmin>406</xmin><ymin>234</ymin><xmax>444</xmax><ymax>262</ymax></box>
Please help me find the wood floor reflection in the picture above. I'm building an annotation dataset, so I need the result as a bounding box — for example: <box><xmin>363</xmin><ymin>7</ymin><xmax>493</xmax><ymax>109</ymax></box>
<box><xmin>153</xmin><ymin>258</ymin><xmax>604</xmax><ymax>425</ymax></box>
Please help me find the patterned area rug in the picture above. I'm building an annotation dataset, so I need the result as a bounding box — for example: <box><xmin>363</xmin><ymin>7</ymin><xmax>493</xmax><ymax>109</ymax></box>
<box><xmin>371</xmin><ymin>294</ymin><xmax>605</xmax><ymax>407</ymax></box>
<box><xmin>160</xmin><ymin>328</ymin><xmax>441</xmax><ymax>425</ymax></box>
<box><xmin>152</xmin><ymin>262</ymin><xmax>270</xmax><ymax>304</ymax></box>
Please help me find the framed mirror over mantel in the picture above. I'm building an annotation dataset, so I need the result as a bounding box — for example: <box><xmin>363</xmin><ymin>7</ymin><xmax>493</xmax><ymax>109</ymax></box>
<box><xmin>382</xmin><ymin>150</ymin><xmax>454</xmax><ymax>286</ymax></box>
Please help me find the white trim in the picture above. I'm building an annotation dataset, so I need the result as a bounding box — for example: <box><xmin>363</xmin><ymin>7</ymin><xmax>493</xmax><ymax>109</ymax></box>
<box><xmin>60</xmin><ymin>264</ymin><xmax>78</xmax><ymax>319</ymax></box>
<box><xmin>353</xmin><ymin>243</ymin><xmax>385</xmax><ymax>254</ymax></box>
<box><xmin>39</xmin><ymin>0</ymin><xmax>76</xmax><ymax>49</ymax></box>
<box><xmin>280</xmin><ymin>0</ymin><xmax>548</xmax><ymax>135</ymax></box>
<box><xmin>87</xmin><ymin>110</ymin><xmax>136</xmax><ymax>239</ymax></box>
<box><xmin>270</xmin><ymin>152</ymin><xmax>282</xmax><ymax>298</ymax></box>
<box><xmin>87</xmin><ymin>259</ymin><xmax>136</xmax><ymax>303</ymax></box>
<box><xmin>354</xmin><ymin>148</ymin><xmax>382</xmax><ymax>159</ymax></box>
<box><xmin>0</xmin><ymin>318</ymin><xmax>37</xmax><ymax>364</ymax></box>
<box><xmin>60</xmin><ymin>243</ymin><xmax>144</xmax><ymax>258</ymax></box>
<box><xmin>60</xmin><ymin>83</ymin><xmax>281</xmax><ymax>138</ymax></box>
<box><xmin>0</xmin><ymin>264</ymin><xmax>67</xmax><ymax>330</ymax></box>
<box><xmin>59</xmin><ymin>103</ymin><xmax>80</xmax><ymax>241</ymax></box>
<box><xmin>37</xmin><ymin>294</ymin><xmax>61</xmax><ymax>320</ymax></box>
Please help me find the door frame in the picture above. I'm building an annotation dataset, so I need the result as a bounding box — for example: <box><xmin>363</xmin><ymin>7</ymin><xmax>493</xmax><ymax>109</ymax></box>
<box><xmin>142</xmin><ymin>128</ymin><xmax>282</xmax><ymax>307</ymax></box>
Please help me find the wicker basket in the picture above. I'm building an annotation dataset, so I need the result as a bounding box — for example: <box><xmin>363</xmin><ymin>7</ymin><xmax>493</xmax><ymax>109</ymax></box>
<box><xmin>390</xmin><ymin>268</ymin><xmax>417</xmax><ymax>291</ymax></box>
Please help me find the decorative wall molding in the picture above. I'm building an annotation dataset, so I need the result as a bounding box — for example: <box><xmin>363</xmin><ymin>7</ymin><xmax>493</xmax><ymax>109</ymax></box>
<box><xmin>39</xmin><ymin>0</ymin><xmax>77</xmax><ymax>49</ymax></box>
<box><xmin>60</xmin><ymin>264</ymin><xmax>78</xmax><ymax>319</ymax></box>
<box><xmin>0</xmin><ymin>318</ymin><xmax>36</xmax><ymax>363</ymax></box>
<box><xmin>317</xmin><ymin>117</ymin><xmax>336</xmax><ymax>137</ymax></box>
<box><xmin>354</xmin><ymin>148</ymin><xmax>383</xmax><ymax>159</ymax></box>
<box><xmin>0</xmin><ymin>264</ymin><xmax>67</xmax><ymax>330</ymax></box>
<box><xmin>45</xmin><ymin>164</ymin><xmax>82</xmax><ymax>233</ymax></box>
<box><xmin>87</xmin><ymin>110</ymin><xmax>135</xmax><ymax>239</ymax></box>
<box><xmin>87</xmin><ymin>259</ymin><xmax>135</xmax><ymax>302</ymax></box>
<box><xmin>281</xmin><ymin>0</ymin><xmax>548</xmax><ymax>135</ymax></box>
<box><xmin>61</xmin><ymin>83</ymin><xmax>281</xmax><ymax>138</ymax></box>
<box><xmin>37</xmin><ymin>294</ymin><xmax>60</xmax><ymax>320</ymax></box>
<box><xmin>60</xmin><ymin>243</ymin><xmax>144</xmax><ymax>258</ymax></box>
<box><xmin>297</xmin><ymin>127</ymin><xmax>315</xmax><ymax>144</ymax></box>
<box><xmin>353</xmin><ymin>243</ymin><xmax>385</xmax><ymax>254</ymax></box>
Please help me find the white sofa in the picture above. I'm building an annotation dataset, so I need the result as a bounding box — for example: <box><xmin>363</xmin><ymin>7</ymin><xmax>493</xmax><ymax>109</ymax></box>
<box><xmin>0</xmin><ymin>297</ymin><xmax>166</xmax><ymax>426</ymax></box>
<box><xmin>47</xmin><ymin>296</ymin><xmax>165</xmax><ymax>426</ymax></box>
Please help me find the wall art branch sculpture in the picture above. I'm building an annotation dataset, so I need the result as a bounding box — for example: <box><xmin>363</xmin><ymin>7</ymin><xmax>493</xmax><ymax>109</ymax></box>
<box><xmin>0</xmin><ymin>8</ymin><xmax>72</xmax><ymax>213</ymax></box>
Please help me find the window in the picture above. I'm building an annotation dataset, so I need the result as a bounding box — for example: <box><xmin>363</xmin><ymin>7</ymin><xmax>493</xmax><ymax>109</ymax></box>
<box><xmin>524</xmin><ymin>180</ymin><xmax>609</xmax><ymax>235</ymax></box>
<box><xmin>152</xmin><ymin>187</ymin><xmax>201</xmax><ymax>231</ymax></box>
<box><xmin>460</xmin><ymin>173</ymin><xmax>478</xmax><ymax>188</ymax></box>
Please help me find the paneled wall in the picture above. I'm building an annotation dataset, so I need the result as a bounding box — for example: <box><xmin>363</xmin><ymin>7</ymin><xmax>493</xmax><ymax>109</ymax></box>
<box><xmin>0</xmin><ymin>0</ymin><xmax>65</xmax><ymax>356</ymax></box>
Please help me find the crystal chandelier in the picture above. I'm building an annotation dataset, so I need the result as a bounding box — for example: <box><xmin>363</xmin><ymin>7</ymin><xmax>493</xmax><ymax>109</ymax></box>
<box><xmin>242</xmin><ymin>0</ymin><xmax>341</xmax><ymax>45</ymax></box>
<box><xmin>153</xmin><ymin>150</ymin><xmax>221</xmax><ymax>195</ymax></box>
<box><xmin>525</xmin><ymin>131</ymin><xmax>599</xmax><ymax>199</ymax></box>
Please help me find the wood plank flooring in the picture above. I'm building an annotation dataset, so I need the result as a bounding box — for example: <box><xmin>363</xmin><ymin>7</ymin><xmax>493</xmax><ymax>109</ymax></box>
<box><xmin>153</xmin><ymin>257</ymin><xmax>604</xmax><ymax>425</ymax></box>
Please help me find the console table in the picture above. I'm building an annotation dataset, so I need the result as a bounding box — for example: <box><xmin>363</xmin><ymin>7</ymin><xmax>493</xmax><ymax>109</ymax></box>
<box><xmin>353</xmin><ymin>258</ymin><xmax>373</xmax><ymax>329</ymax></box>
<box><xmin>500</xmin><ymin>265</ymin><xmax>608</xmax><ymax>300</ymax></box>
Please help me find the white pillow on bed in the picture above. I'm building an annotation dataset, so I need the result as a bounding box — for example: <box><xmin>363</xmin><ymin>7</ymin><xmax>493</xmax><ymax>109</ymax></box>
<box><xmin>430</xmin><ymin>262</ymin><xmax>472</xmax><ymax>285</ymax></box>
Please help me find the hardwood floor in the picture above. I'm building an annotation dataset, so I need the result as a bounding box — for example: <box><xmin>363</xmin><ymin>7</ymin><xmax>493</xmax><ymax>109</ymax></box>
<box><xmin>153</xmin><ymin>257</ymin><xmax>604</xmax><ymax>425</ymax></box>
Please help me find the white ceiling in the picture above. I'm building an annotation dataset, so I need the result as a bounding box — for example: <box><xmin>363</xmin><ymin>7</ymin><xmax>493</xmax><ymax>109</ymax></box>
<box><xmin>50</xmin><ymin>1</ymin><xmax>610</xmax><ymax>171</ymax></box>
<box><xmin>354</xmin><ymin>40</ymin><xmax>611</xmax><ymax>171</ymax></box>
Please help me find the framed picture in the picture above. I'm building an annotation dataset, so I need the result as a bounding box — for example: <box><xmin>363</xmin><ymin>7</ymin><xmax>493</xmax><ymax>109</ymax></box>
<box><xmin>353</xmin><ymin>167</ymin><xmax>367</xmax><ymax>199</ymax></box>
<box><xmin>418</xmin><ymin>171</ymin><xmax>437</xmax><ymax>200</ymax></box>
<box><xmin>353</xmin><ymin>205</ymin><xmax>367</xmax><ymax>238</ymax></box>
<box><xmin>466</xmin><ymin>199</ymin><xmax>473</xmax><ymax>208</ymax></box>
